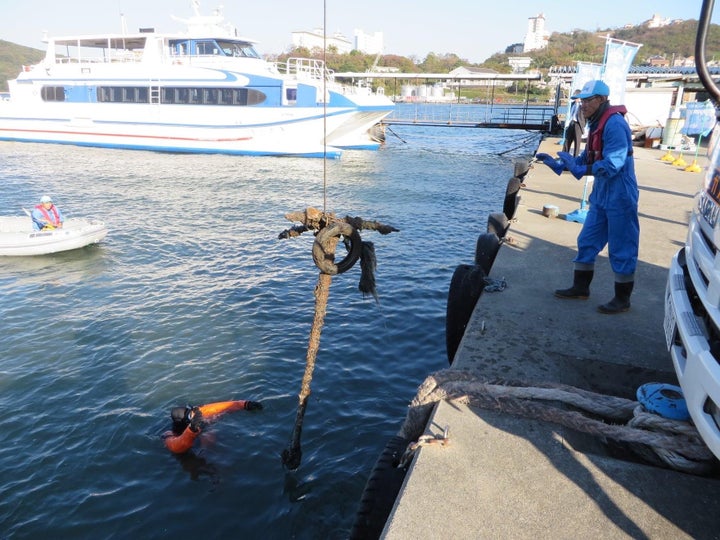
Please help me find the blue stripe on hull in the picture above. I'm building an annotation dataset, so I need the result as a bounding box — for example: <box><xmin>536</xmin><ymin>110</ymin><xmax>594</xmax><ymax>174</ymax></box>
<box><xmin>0</xmin><ymin>136</ymin><xmax>342</xmax><ymax>159</ymax></box>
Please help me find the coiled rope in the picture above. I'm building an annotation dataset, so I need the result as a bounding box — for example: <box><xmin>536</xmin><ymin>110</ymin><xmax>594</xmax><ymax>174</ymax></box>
<box><xmin>398</xmin><ymin>368</ymin><xmax>718</xmax><ymax>475</ymax></box>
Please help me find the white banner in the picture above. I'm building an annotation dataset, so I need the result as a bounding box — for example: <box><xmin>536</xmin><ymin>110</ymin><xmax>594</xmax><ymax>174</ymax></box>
<box><xmin>602</xmin><ymin>38</ymin><xmax>642</xmax><ymax>105</ymax></box>
<box><xmin>563</xmin><ymin>62</ymin><xmax>602</xmax><ymax>129</ymax></box>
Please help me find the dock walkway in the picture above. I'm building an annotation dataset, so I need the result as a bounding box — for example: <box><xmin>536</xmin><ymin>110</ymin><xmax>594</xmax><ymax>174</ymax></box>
<box><xmin>381</xmin><ymin>140</ymin><xmax>720</xmax><ymax>538</ymax></box>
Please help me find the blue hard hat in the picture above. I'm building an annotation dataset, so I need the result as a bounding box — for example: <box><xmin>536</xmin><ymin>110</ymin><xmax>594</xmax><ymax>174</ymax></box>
<box><xmin>574</xmin><ymin>80</ymin><xmax>610</xmax><ymax>100</ymax></box>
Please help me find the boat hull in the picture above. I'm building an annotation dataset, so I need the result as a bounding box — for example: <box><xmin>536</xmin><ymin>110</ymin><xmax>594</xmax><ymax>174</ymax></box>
<box><xmin>0</xmin><ymin>58</ymin><xmax>393</xmax><ymax>158</ymax></box>
<box><xmin>0</xmin><ymin>217</ymin><xmax>108</xmax><ymax>256</ymax></box>
<box><xmin>0</xmin><ymin>101</ymin><xmax>376</xmax><ymax>158</ymax></box>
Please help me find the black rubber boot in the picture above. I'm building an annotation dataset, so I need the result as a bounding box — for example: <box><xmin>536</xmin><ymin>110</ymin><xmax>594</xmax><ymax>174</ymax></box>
<box><xmin>598</xmin><ymin>281</ymin><xmax>634</xmax><ymax>314</ymax></box>
<box><xmin>554</xmin><ymin>270</ymin><xmax>593</xmax><ymax>299</ymax></box>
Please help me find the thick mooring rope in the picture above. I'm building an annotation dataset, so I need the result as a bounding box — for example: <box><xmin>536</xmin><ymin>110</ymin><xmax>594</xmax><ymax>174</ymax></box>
<box><xmin>281</xmin><ymin>272</ymin><xmax>332</xmax><ymax>470</ymax></box>
<box><xmin>280</xmin><ymin>208</ymin><xmax>398</xmax><ymax>470</ymax></box>
<box><xmin>398</xmin><ymin>369</ymin><xmax>717</xmax><ymax>475</ymax></box>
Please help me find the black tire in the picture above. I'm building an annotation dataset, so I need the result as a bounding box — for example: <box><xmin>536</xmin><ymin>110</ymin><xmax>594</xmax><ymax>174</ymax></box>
<box><xmin>349</xmin><ymin>435</ymin><xmax>412</xmax><ymax>540</ymax></box>
<box><xmin>487</xmin><ymin>212</ymin><xmax>509</xmax><ymax>239</ymax></box>
<box><xmin>312</xmin><ymin>223</ymin><xmax>362</xmax><ymax>275</ymax></box>
<box><xmin>513</xmin><ymin>159</ymin><xmax>530</xmax><ymax>180</ymax></box>
<box><xmin>474</xmin><ymin>232</ymin><xmax>501</xmax><ymax>275</ymax></box>
<box><xmin>503</xmin><ymin>177</ymin><xmax>522</xmax><ymax>220</ymax></box>
<box><xmin>446</xmin><ymin>264</ymin><xmax>486</xmax><ymax>365</ymax></box>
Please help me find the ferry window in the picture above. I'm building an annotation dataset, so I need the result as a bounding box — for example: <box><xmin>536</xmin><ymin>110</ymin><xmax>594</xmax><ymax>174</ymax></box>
<box><xmin>41</xmin><ymin>86</ymin><xmax>65</xmax><ymax>102</ymax></box>
<box><xmin>220</xmin><ymin>89</ymin><xmax>235</xmax><ymax>105</ymax></box>
<box><xmin>202</xmin><ymin>88</ymin><xmax>218</xmax><ymax>104</ymax></box>
<box><xmin>98</xmin><ymin>86</ymin><xmax>268</xmax><ymax>106</ymax></box>
<box><xmin>214</xmin><ymin>40</ymin><xmax>261</xmax><ymax>59</ymax></box>
<box><xmin>196</xmin><ymin>41</ymin><xmax>218</xmax><ymax>55</ymax></box>
<box><xmin>245</xmin><ymin>47</ymin><xmax>261</xmax><ymax>59</ymax></box>
<box><xmin>286</xmin><ymin>88</ymin><xmax>297</xmax><ymax>102</ymax></box>
<box><xmin>97</xmin><ymin>87</ymin><xmax>110</xmax><ymax>102</ymax></box>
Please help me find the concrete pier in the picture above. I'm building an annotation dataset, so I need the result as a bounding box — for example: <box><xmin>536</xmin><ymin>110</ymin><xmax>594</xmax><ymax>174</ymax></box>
<box><xmin>381</xmin><ymin>139</ymin><xmax>720</xmax><ymax>539</ymax></box>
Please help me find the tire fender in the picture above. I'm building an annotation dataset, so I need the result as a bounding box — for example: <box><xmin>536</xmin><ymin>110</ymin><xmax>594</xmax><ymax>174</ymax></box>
<box><xmin>446</xmin><ymin>264</ymin><xmax>486</xmax><ymax>365</ymax></box>
<box><xmin>474</xmin><ymin>232</ymin><xmax>501</xmax><ymax>275</ymax></box>
<box><xmin>349</xmin><ymin>435</ymin><xmax>412</xmax><ymax>540</ymax></box>
<box><xmin>487</xmin><ymin>212</ymin><xmax>509</xmax><ymax>239</ymax></box>
<box><xmin>503</xmin><ymin>177</ymin><xmax>522</xmax><ymax>220</ymax></box>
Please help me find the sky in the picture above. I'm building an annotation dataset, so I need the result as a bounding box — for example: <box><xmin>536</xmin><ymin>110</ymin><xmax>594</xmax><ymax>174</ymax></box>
<box><xmin>1</xmin><ymin>0</ymin><xmax>720</xmax><ymax>64</ymax></box>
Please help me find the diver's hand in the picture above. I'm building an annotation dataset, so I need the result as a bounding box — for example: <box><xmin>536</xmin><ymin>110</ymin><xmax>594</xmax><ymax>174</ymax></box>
<box><xmin>188</xmin><ymin>406</ymin><xmax>204</xmax><ymax>432</ymax></box>
<box><xmin>244</xmin><ymin>401</ymin><xmax>263</xmax><ymax>411</ymax></box>
<box><xmin>535</xmin><ymin>153</ymin><xmax>565</xmax><ymax>175</ymax></box>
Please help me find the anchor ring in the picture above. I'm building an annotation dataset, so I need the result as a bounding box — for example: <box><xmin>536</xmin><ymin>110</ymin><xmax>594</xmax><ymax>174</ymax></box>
<box><xmin>312</xmin><ymin>222</ymin><xmax>362</xmax><ymax>275</ymax></box>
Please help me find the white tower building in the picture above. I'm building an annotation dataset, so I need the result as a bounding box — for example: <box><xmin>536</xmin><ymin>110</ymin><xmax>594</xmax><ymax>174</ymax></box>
<box><xmin>354</xmin><ymin>29</ymin><xmax>384</xmax><ymax>55</ymax></box>
<box><xmin>523</xmin><ymin>13</ymin><xmax>549</xmax><ymax>52</ymax></box>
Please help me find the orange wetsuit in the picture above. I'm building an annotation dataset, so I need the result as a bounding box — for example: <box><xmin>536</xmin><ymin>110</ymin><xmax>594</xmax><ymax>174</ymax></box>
<box><xmin>163</xmin><ymin>400</ymin><xmax>261</xmax><ymax>454</ymax></box>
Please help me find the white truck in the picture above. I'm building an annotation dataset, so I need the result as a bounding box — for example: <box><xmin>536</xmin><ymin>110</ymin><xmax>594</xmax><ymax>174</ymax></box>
<box><xmin>664</xmin><ymin>0</ymin><xmax>720</xmax><ymax>460</ymax></box>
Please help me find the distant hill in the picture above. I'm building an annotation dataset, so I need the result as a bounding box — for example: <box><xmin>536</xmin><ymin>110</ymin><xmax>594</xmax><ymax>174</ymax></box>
<box><xmin>611</xmin><ymin>20</ymin><xmax>720</xmax><ymax>60</ymax></box>
<box><xmin>0</xmin><ymin>40</ymin><xmax>43</xmax><ymax>91</ymax></box>
<box><xmin>484</xmin><ymin>19</ymin><xmax>720</xmax><ymax>71</ymax></box>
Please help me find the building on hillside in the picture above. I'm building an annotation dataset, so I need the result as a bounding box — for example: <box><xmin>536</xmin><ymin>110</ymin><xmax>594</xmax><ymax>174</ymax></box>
<box><xmin>643</xmin><ymin>14</ymin><xmax>684</xmax><ymax>28</ymax></box>
<box><xmin>508</xmin><ymin>57</ymin><xmax>532</xmax><ymax>73</ymax></box>
<box><xmin>291</xmin><ymin>29</ymin><xmax>352</xmax><ymax>53</ymax></box>
<box><xmin>646</xmin><ymin>14</ymin><xmax>671</xmax><ymax>28</ymax></box>
<box><xmin>673</xmin><ymin>56</ymin><xmax>697</xmax><ymax>68</ymax></box>
<box><xmin>291</xmin><ymin>28</ymin><xmax>383</xmax><ymax>55</ymax></box>
<box><xmin>354</xmin><ymin>29</ymin><xmax>383</xmax><ymax>55</ymax></box>
<box><xmin>647</xmin><ymin>55</ymin><xmax>670</xmax><ymax>67</ymax></box>
<box><xmin>448</xmin><ymin>66</ymin><xmax>511</xmax><ymax>88</ymax></box>
<box><xmin>523</xmin><ymin>13</ymin><xmax>549</xmax><ymax>53</ymax></box>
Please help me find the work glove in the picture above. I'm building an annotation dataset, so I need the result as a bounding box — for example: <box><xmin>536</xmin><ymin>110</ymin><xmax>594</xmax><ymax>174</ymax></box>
<box><xmin>534</xmin><ymin>153</ymin><xmax>565</xmax><ymax>176</ymax></box>
<box><xmin>244</xmin><ymin>401</ymin><xmax>263</xmax><ymax>411</ymax></box>
<box><xmin>188</xmin><ymin>406</ymin><xmax>204</xmax><ymax>433</ymax></box>
<box><xmin>557</xmin><ymin>151</ymin><xmax>590</xmax><ymax>180</ymax></box>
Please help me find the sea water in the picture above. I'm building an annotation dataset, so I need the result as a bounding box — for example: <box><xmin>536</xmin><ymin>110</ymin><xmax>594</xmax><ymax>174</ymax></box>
<box><xmin>0</xmin><ymin>125</ymin><xmax>539</xmax><ymax>539</ymax></box>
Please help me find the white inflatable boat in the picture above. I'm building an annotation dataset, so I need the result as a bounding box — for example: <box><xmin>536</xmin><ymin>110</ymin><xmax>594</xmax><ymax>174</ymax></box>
<box><xmin>0</xmin><ymin>216</ymin><xmax>108</xmax><ymax>256</ymax></box>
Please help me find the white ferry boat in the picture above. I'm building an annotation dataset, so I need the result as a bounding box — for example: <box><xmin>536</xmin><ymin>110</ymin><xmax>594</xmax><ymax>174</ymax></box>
<box><xmin>0</xmin><ymin>4</ymin><xmax>394</xmax><ymax>158</ymax></box>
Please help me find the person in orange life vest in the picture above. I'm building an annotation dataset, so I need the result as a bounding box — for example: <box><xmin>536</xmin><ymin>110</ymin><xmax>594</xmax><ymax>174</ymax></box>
<box><xmin>535</xmin><ymin>80</ymin><xmax>639</xmax><ymax>314</ymax></box>
<box><xmin>31</xmin><ymin>195</ymin><xmax>64</xmax><ymax>231</ymax></box>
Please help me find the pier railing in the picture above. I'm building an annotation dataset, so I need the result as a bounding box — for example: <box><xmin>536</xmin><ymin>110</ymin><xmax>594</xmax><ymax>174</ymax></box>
<box><xmin>383</xmin><ymin>102</ymin><xmax>558</xmax><ymax>131</ymax></box>
<box><xmin>333</xmin><ymin>70</ymin><xmax>559</xmax><ymax>132</ymax></box>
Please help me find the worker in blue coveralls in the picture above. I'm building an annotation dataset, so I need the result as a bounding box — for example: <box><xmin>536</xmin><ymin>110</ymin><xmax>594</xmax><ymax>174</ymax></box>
<box><xmin>534</xmin><ymin>79</ymin><xmax>639</xmax><ymax>314</ymax></box>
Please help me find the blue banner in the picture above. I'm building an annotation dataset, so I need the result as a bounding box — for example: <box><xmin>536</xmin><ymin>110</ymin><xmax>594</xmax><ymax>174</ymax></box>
<box><xmin>681</xmin><ymin>101</ymin><xmax>717</xmax><ymax>136</ymax></box>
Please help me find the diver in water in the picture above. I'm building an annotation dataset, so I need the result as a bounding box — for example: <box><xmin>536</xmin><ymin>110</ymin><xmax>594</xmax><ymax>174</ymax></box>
<box><xmin>163</xmin><ymin>400</ymin><xmax>263</xmax><ymax>454</ymax></box>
